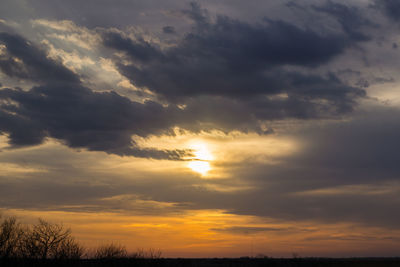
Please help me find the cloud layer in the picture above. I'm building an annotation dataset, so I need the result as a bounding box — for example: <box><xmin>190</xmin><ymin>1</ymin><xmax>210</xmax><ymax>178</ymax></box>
<box><xmin>1</xmin><ymin>2</ymin><xmax>369</xmax><ymax>158</ymax></box>
<box><xmin>104</xmin><ymin>3</ymin><xmax>366</xmax><ymax>119</ymax></box>
<box><xmin>1</xmin><ymin>1</ymin><xmax>400</xmax><ymax>248</ymax></box>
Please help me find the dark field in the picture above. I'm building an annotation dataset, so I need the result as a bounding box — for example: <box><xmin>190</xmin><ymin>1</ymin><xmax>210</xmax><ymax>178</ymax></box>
<box><xmin>1</xmin><ymin>258</ymin><xmax>400</xmax><ymax>267</ymax></box>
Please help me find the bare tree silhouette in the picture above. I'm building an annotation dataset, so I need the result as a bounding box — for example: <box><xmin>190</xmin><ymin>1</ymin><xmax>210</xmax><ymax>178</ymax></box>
<box><xmin>20</xmin><ymin>219</ymin><xmax>84</xmax><ymax>259</ymax></box>
<box><xmin>0</xmin><ymin>216</ymin><xmax>24</xmax><ymax>258</ymax></box>
<box><xmin>1</xmin><ymin>215</ymin><xmax>162</xmax><ymax>261</ymax></box>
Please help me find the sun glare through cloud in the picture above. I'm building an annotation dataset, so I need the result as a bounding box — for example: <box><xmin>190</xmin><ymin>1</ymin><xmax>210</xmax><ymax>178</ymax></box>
<box><xmin>188</xmin><ymin>143</ymin><xmax>213</xmax><ymax>175</ymax></box>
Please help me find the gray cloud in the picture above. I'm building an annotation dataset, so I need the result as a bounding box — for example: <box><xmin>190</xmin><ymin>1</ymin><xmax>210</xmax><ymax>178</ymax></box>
<box><xmin>223</xmin><ymin>107</ymin><xmax>400</xmax><ymax>228</ymax></box>
<box><xmin>0</xmin><ymin>22</ymin><xmax>367</xmax><ymax>158</ymax></box>
<box><xmin>1</xmin><ymin>106</ymin><xmax>400</xmax><ymax>229</ymax></box>
<box><xmin>376</xmin><ymin>0</ymin><xmax>400</xmax><ymax>21</ymax></box>
<box><xmin>0</xmin><ymin>32</ymin><xmax>192</xmax><ymax>159</ymax></box>
<box><xmin>210</xmin><ymin>226</ymin><xmax>292</xmax><ymax>235</ymax></box>
<box><xmin>104</xmin><ymin>3</ymin><xmax>366</xmax><ymax>119</ymax></box>
<box><xmin>115</xmin><ymin>106</ymin><xmax>400</xmax><ymax>229</ymax></box>
<box><xmin>312</xmin><ymin>1</ymin><xmax>373</xmax><ymax>42</ymax></box>
<box><xmin>0</xmin><ymin>32</ymin><xmax>80</xmax><ymax>84</ymax></box>
<box><xmin>1</xmin><ymin>0</ymin><xmax>400</xmax><ymax>234</ymax></box>
<box><xmin>0</xmin><ymin>84</ymin><xmax>192</xmax><ymax>159</ymax></box>
<box><xmin>162</xmin><ymin>25</ymin><xmax>176</xmax><ymax>34</ymax></box>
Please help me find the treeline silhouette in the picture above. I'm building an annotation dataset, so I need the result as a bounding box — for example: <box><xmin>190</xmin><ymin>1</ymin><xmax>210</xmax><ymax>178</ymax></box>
<box><xmin>2</xmin><ymin>215</ymin><xmax>400</xmax><ymax>267</ymax></box>
<box><xmin>0</xmin><ymin>215</ymin><xmax>161</xmax><ymax>260</ymax></box>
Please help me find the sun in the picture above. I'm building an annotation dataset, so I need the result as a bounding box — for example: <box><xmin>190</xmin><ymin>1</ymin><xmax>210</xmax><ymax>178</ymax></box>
<box><xmin>188</xmin><ymin>161</ymin><xmax>211</xmax><ymax>175</ymax></box>
<box><xmin>187</xmin><ymin>143</ymin><xmax>213</xmax><ymax>175</ymax></box>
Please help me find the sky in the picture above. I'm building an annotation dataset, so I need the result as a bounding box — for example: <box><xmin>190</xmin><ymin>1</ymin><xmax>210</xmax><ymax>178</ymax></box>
<box><xmin>1</xmin><ymin>0</ymin><xmax>400</xmax><ymax>258</ymax></box>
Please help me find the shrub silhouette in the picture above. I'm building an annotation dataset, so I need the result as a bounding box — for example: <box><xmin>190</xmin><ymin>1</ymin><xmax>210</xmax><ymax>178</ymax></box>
<box><xmin>132</xmin><ymin>247</ymin><xmax>162</xmax><ymax>259</ymax></box>
<box><xmin>93</xmin><ymin>243</ymin><xmax>127</xmax><ymax>259</ymax></box>
<box><xmin>53</xmin><ymin>235</ymin><xmax>85</xmax><ymax>260</ymax></box>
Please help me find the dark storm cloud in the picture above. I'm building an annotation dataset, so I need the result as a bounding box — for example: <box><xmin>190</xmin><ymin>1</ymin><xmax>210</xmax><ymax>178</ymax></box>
<box><xmin>0</xmin><ymin>31</ymin><xmax>296</xmax><ymax>156</ymax></box>
<box><xmin>376</xmin><ymin>0</ymin><xmax>400</xmax><ymax>21</ymax></box>
<box><xmin>0</xmin><ymin>85</ymin><xmax>190</xmax><ymax>159</ymax></box>
<box><xmin>0</xmin><ymin>18</ymin><xmax>368</xmax><ymax>159</ymax></box>
<box><xmin>103</xmin><ymin>3</ymin><xmax>366</xmax><ymax>119</ymax></box>
<box><xmin>162</xmin><ymin>26</ymin><xmax>176</xmax><ymax>34</ymax></box>
<box><xmin>312</xmin><ymin>1</ymin><xmax>373</xmax><ymax>42</ymax></box>
<box><xmin>0</xmin><ymin>32</ymin><xmax>79</xmax><ymax>84</ymax></box>
<box><xmin>181</xmin><ymin>82</ymin><xmax>362</xmax><ymax>133</ymax></box>
<box><xmin>0</xmin><ymin>32</ymin><xmax>192</xmax><ymax>159</ymax></box>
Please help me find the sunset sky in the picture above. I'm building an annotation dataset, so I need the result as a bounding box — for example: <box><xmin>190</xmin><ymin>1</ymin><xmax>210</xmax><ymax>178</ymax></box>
<box><xmin>1</xmin><ymin>0</ymin><xmax>400</xmax><ymax>258</ymax></box>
